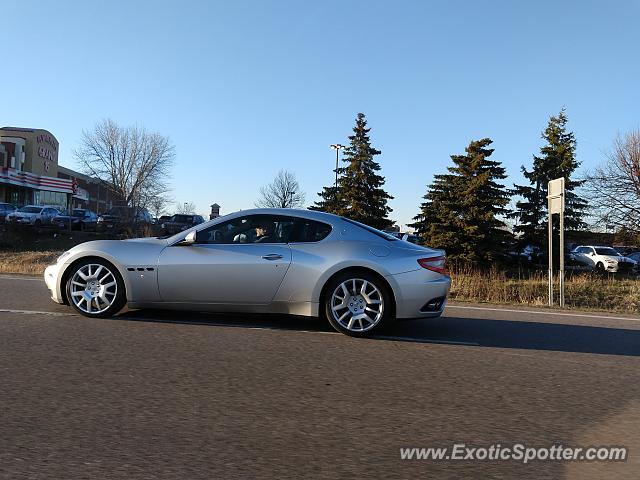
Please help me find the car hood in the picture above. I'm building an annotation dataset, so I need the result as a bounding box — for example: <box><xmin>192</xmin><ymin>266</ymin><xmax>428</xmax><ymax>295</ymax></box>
<box><xmin>123</xmin><ymin>237</ymin><xmax>169</xmax><ymax>245</ymax></box>
<box><xmin>602</xmin><ymin>255</ymin><xmax>635</xmax><ymax>263</ymax></box>
<box><xmin>12</xmin><ymin>212</ymin><xmax>37</xmax><ymax>217</ymax></box>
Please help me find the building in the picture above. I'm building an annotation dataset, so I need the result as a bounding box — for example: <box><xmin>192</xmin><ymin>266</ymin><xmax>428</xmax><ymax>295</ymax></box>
<box><xmin>0</xmin><ymin>126</ymin><xmax>117</xmax><ymax>212</ymax></box>
<box><xmin>57</xmin><ymin>166</ymin><xmax>115</xmax><ymax>214</ymax></box>
<box><xmin>210</xmin><ymin>203</ymin><xmax>221</xmax><ymax>220</ymax></box>
<box><xmin>0</xmin><ymin>127</ymin><xmax>72</xmax><ymax>208</ymax></box>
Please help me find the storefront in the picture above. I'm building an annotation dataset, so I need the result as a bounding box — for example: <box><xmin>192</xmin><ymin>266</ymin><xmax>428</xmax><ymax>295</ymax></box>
<box><xmin>0</xmin><ymin>127</ymin><xmax>73</xmax><ymax>208</ymax></box>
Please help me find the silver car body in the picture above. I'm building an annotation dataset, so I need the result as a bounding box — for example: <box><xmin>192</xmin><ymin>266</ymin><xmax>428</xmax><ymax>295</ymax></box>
<box><xmin>44</xmin><ymin>209</ymin><xmax>451</xmax><ymax>319</ymax></box>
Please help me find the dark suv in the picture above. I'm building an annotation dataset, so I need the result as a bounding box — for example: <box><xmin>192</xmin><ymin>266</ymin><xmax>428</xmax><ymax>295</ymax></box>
<box><xmin>97</xmin><ymin>206</ymin><xmax>153</xmax><ymax>232</ymax></box>
<box><xmin>160</xmin><ymin>214</ymin><xmax>205</xmax><ymax>235</ymax></box>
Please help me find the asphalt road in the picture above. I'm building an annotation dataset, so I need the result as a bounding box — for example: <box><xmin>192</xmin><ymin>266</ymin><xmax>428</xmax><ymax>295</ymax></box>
<box><xmin>1</xmin><ymin>274</ymin><xmax>640</xmax><ymax>479</ymax></box>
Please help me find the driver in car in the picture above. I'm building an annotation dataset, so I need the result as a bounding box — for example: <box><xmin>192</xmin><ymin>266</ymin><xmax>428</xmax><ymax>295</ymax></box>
<box><xmin>253</xmin><ymin>221</ymin><xmax>274</xmax><ymax>243</ymax></box>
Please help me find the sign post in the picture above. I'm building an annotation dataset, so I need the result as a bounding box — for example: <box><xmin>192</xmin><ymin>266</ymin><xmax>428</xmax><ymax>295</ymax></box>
<box><xmin>547</xmin><ymin>177</ymin><xmax>565</xmax><ymax>307</ymax></box>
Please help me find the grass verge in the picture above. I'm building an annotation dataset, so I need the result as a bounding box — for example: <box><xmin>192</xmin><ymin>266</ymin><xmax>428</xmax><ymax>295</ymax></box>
<box><xmin>0</xmin><ymin>251</ymin><xmax>62</xmax><ymax>276</ymax></box>
<box><xmin>450</xmin><ymin>266</ymin><xmax>640</xmax><ymax>314</ymax></box>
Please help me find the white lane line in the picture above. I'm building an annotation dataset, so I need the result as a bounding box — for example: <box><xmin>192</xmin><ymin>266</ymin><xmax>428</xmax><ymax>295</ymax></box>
<box><xmin>446</xmin><ymin>305</ymin><xmax>640</xmax><ymax>322</ymax></box>
<box><xmin>0</xmin><ymin>275</ymin><xmax>43</xmax><ymax>282</ymax></box>
<box><xmin>374</xmin><ymin>335</ymin><xmax>479</xmax><ymax>346</ymax></box>
<box><xmin>0</xmin><ymin>309</ymin><xmax>71</xmax><ymax>317</ymax></box>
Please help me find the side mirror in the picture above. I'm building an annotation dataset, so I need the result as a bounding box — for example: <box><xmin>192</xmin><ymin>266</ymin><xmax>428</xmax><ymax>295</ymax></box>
<box><xmin>183</xmin><ymin>231</ymin><xmax>197</xmax><ymax>244</ymax></box>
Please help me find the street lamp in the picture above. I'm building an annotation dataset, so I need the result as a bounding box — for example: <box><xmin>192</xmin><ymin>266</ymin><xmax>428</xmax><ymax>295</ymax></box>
<box><xmin>329</xmin><ymin>144</ymin><xmax>346</xmax><ymax>189</ymax></box>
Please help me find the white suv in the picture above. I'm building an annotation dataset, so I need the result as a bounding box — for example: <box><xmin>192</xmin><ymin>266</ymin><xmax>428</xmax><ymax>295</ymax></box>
<box><xmin>5</xmin><ymin>205</ymin><xmax>62</xmax><ymax>226</ymax></box>
<box><xmin>570</xmin><ymin>245</ymin><xmax>638</xmax><ymax>273</ymax></box>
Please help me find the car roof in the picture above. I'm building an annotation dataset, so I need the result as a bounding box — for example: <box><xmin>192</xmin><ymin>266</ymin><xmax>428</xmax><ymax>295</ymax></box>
<box><xmin>225</xmin><ymin>208</ymin><xmax>342</xmax><ymax>223</ymax></box>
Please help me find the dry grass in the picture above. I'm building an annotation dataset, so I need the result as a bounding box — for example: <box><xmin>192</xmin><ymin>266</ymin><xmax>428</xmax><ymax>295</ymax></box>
<box><xmin>450</xmin><ymin>265</ymin><xmax>640</xmax><ymax>314</ymax></box>
<box><xmin>0</xmin><ymin>250</ymin><xmax>63</xmax><ymax>275</ymax></box>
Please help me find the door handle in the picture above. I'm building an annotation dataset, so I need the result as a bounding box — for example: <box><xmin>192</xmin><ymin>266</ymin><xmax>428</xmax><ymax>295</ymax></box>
<box><xmin>262</xmin><ymin>254</ymin><xmax>283</xmax><ymax>261</ymax></box>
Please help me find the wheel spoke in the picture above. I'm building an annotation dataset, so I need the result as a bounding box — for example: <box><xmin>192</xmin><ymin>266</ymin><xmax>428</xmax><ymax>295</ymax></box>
<box><xmin>93</xmin><ymin>265</ymin><xmax>103</xmax><ymax>278</ymax></box>
<box><xmin>347</xmin><ymin>317</ymin><xmax>355</xmax><ymax>330</ymax></box>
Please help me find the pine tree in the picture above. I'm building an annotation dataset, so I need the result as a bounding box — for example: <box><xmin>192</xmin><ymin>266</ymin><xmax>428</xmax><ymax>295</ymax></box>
<box><xmin>410</xmin><ymin>138</ymin><xmax>511</xmax><ymax>264</ymax></box>
<box><xmin>510</xmin><ymin>109</ymin><xmax>587</xmax><ymax>249</ymax></box>
<box><xmin>309</xmin><ymin>186</ymin><xmax>345</xmax><ymax>214</ymax></box>
<box><xmin>312</xmin><ymin>113</ymin><xmax>393</xmax><ymax>230</ymax></box>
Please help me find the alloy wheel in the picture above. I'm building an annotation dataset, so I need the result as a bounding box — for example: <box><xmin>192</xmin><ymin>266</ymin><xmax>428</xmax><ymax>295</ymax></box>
<box><xmin>69</xmin><ymin>263</ymin><xmax>118</xmax><ymax>315</ymax></box>
<box><xmin>330</xmin><ymin>278</ymin><xmax>384</xmax><ymax>332</ymax></box>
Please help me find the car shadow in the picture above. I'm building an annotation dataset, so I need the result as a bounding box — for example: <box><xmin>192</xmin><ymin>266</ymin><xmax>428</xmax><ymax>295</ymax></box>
<box><xmin>115</xmin><ymin>309</ymin><xmax>640</xmax><ymax>357</ymax></box>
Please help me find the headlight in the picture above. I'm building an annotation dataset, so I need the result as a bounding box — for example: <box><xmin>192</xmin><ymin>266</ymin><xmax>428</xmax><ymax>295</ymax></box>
<box><xmin>97</xmin><ymin>216</ymin><xmax>104</xmax><ymax>222</ymax></box>
<box><xmin>57</xmin><ymin>251</ymin><xmax>71</xmax><ymax>263</ymax></box>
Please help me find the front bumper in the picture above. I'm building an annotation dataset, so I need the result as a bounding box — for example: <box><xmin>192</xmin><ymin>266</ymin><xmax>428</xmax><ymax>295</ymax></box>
<box><xmin>389</xmin><ymin>269</ymin><xmax>451</xmax><ymax>319</ymax></box>
<box><xmin>44</xmin><ymin>263</ymin><xmax>65</xmax><ymax>304</ymax></box>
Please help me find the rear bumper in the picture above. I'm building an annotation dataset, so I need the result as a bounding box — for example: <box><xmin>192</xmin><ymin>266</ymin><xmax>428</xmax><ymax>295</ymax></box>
<box><xmin>388</xmin><ymin>269</ymin><xmax>451</xmax><ymax>319</ymax></box>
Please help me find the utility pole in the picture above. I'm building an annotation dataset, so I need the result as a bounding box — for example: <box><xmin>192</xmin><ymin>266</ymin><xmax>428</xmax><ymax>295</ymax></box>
<box><xmin>329</xmin><ymin>144</ymin><xmax>345</xmax><ymax>189</ymax></box>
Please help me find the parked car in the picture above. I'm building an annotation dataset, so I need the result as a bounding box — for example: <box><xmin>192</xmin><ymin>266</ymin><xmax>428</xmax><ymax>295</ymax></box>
<box><xmin>5</xmin><ymin>205</ymin><xmax>61</xmax><ymax>226</ymax></box>
<box><xmin>0</xmin><ymin>203</ymin><xmax>16</xmax><ymax>223</ymax></box>
<box><xmin>570</xmin><ymin>245</ymin><xmax>638</xmax><ymax>273</ymax></box>
<box><xmin>386</xmin><ymin>231</ymin><xmax>421</xmax><ymax>244</ymax></box>
<box><xmin>626</xmin><ymin>252</ymin><xmax>640</xmax><ymax>264</ymax></box>
<box><xmin>614</xmin><ymin>246</ymin><xmax>640</xmax><ymax>256</ymax></box>
<box><xmin>43</xmin><ymin>208</ymin><xmax>451</xmax><ymax>337</ymax></box>
<box><xmin>54</xmin><ymin>209</ymin><xmax>98</xmax><ymax>231</ymax></box>
<box><xmin>97</xmin><ymin>206</ymin><xmax>153</xmax><ymax>232</ymax></box>
<box><xmin>160</xmin><ymin>214</ymin><xmax>206</xmax><ymax>235</ymax></box>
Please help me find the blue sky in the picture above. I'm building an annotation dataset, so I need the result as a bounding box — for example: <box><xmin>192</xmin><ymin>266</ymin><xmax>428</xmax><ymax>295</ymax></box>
<box><xmin>3</xmin><ymin>0</ymin><xmax>639</xmax><ymax>227</ymax></box>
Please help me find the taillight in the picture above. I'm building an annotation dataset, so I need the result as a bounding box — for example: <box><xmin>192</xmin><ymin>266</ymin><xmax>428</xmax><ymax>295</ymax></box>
<box><xmin>418</xmin><ymin>256</ymin><xmax>448</xmax><ymax>275</ymax></box>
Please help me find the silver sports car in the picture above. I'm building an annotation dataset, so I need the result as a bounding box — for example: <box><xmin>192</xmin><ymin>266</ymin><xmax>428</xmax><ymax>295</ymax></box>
<box><xmin>44</xmin><ymin>208</ymin><xmax>450</xmax><ymax>336</ymax></box>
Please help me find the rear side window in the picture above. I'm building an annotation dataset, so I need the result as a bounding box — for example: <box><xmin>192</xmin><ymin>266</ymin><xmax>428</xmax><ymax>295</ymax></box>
<box><xmin>341</xmin><ymin>218</ymin><xmax>398</xmax><ymax>241</ymax></box>
<box><xmin>290</xmin><ymin>219</ymin><xmax>332</xmax><ymax>243</ymax></box>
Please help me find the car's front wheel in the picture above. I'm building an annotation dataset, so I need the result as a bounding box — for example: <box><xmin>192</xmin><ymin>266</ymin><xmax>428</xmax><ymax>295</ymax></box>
<box><xmin>66</xmin><ymin>259</ymin><xmax>126</xmax><ymax>318</ymax></box>
<box><xmin>323</xmin><ymin>272</ymin><xmax>393</xmax><ymax>337</ymax></box>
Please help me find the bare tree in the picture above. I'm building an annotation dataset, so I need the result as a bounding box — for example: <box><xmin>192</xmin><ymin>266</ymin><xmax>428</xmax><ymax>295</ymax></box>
<box><xmin>583</xmin><ymin>129</ymin><xmax>640</xmax><ymax>232</ymax></box>
<box><xmin>148</xmin><ymin>196</ymin><xmax>170</xmax><ymax>219</ymax></box>
<box><xmin>255</xmin><ymin>170</ymin><xmax>306</xmax><ymax>208</ymax></box>
<box><xmin>74</xmin><ymin>119</ymin><xmax>175</xmax><ymax>211</ymax></box>
<box><xmin>176</xmin><ymin>202</ymin><xmax>196</xmax><ymax>214</ymax></box>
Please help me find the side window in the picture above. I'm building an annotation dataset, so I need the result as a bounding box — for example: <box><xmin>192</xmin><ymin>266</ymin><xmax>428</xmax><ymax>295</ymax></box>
<box><xmin>290</xmin><ymin>218</ymin><xmax>332</xmax><ymax>243</ymax></box>
<box><xmin>195</xmin><ymin>215</ymin><xmax>295</xmax><ymax>244</ymax></box>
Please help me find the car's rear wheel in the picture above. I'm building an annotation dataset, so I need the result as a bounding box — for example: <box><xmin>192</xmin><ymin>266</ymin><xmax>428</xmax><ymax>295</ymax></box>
<box><xmin>323</xmin><ymin>272</ymin><xmax>392</xmax><ymax>337</ymax></box>
<box><xmin>66</xmin><ymin>259</ymin><xmax>126</xmax><ymax>318</ymax></box>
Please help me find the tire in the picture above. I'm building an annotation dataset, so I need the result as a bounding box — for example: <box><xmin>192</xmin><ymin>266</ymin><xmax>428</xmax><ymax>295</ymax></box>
<box><xmin>65</xmin><ymin>258</ymin><xmax>126</xmax><ymax>318</ymax></box>
<box><xmin>34</xmin><ymin>219</ymin><xmax>41</xmax><ymax>227</ymax></box>
<box><xmin>322</xmin><ymin>271</ymin><xmax>393</xmax><ymax>337</ymax></box>
<box><xmin>596</xmin><ymin>262</ymin><xmax>605</xmax><ymax>273</ymax></box>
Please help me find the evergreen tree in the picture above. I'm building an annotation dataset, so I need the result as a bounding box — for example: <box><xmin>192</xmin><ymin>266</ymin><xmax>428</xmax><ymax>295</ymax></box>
<box><xmin>311</xmin><ymin>113</ymin><xmax>393</xmax><ymax>230</ymax></box>
<box><xmin>509</xmin><ymin>109</ymin><xmax>587</xmax><ymax>249</ymax></box>
<box><xmin>410</xmin><ymin>138</ymin><xmax>511</xmax><ymax>264</ymax></box>
<box><xmin>309</xmin><ymin>185</ymin><xmax>345</xmax><ymax>214</ymax></box>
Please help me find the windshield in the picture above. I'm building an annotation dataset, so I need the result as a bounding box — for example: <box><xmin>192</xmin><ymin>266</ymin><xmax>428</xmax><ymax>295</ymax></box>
<box><xmin>19</xmin><ymin>206</ymin><xmax>41</xmax><ymax>213</ymax></box>
<box><xmin>595</xmin><ymin>247</ymin><xmax>620</xmax><ymax>256</ymax></box>
<box><xmin>341</xmin><ymin>218</ymin><xmax>398</xmax><ymax>241</ymax></box>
